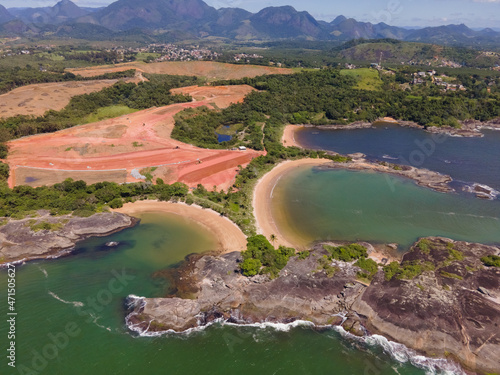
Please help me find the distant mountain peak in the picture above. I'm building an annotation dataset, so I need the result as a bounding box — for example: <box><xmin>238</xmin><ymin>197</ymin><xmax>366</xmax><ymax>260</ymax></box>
<box><xmin>0</xmin><ymin>4</ymin><xmax>14</xmax><ymax>24</ymax></box>
<box><xmin>331</xmin><ymin>15</ymin><xmax>347</xmax><ymax>25</ymax></box>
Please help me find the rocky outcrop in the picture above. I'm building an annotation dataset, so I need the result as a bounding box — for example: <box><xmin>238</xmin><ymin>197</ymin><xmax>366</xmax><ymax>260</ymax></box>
<box><xmin>0</xmin><ymin>211</ymin><xmax>137</xmax><ymax>264</ymax></box>
<box><xmin>126</xmin><ymin>238</ymin><xmax>500</xmax><ymax>374</ymax></box>
<box><xmin>322</xmin><ymin>153</ymin><xmax>454</xmax><ymax>193</ymax></box>
<box><xmin>310</xmin><ymin>117</ymin><xmax>500</xmax><ymax>138</ymax></box>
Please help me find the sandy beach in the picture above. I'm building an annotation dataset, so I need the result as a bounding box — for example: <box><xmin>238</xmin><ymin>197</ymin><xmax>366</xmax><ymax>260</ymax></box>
<box><xmin>253</xmin><ymin>158</ymin><xmax>333</xmax><ymax>249</ymax></box>
<box><xmin>281</xmin><ymin>125</ymin><xmax>304</xmax><ymax>148</ymax></box>
<box><xmin>113</xmin><ymin>200</ymin><xmax>247</xmax><ymax>254</ymax></box>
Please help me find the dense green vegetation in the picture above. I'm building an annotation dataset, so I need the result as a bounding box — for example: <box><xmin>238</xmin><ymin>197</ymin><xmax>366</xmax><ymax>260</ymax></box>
<box><xmin>207</xmin><ymin>68</ymin><xmax>500</xmax><ymax>131</ymax></box>
<box><xmin>354</xmin><ymin>258</ymin><xmax>379</xmax><ymax>280</ymax></box>
<box><xmin>222</xmin><ymin>39</ymin><xmax>500</xmax><ymax>69</ymax></box>
<box><xmin>0</xmin><ymin>178</ymin><xmax>189</xmax><ymax>219</ymax></box>
<box><xmin>318</xmin><ymin>243</ymin><xmax>380</xmax><ymax>280</ymax></box>
<box><xmin>240</xmin><ymin>235</ymin><xmax>295</xmax><ymax>277</ymax></box>
<box><xmin>481</xmin><ymin>254</ymin><xmax>500</xmax><ymax>267</ymax></box>
<box><xmin>383</xmin><ymin>260</ymin><xmax>435</xmax><ymax>281</ymax></box>
<box><xmin>323</xmin><ymin>243</ymin><xmax>368</xmax><ymax>262</ymax></box>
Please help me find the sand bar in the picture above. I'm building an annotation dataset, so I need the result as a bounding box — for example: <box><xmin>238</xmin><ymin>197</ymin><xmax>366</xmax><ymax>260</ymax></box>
<box><xmin>113</xmin><ymin>200</ymin><xmax>247</xmax><ymax>254</ymax></box>
<box><xmin>253</xmin><ymin>158</ymin><xmax>333</xmax><ymax>249</ymax></box>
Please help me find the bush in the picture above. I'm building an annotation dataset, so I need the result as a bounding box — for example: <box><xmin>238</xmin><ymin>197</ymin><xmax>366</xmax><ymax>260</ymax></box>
<box><xmin>383</xmin><ymin>260</ymin><xmax>434</xmax><ymax>281</ymax></box>
<box><xmin>240</xmin><ymin>258</ymin><xmax>262</xmax><ymax>276</ymax></box>
<box><xmin>417</xmin><ymin>239</ymin><xmax>431</xmax><ymax>254</ymax></box>
<box><xmin>240</xmin><ymin>235</ymin><xmax>295</xmax><ymax>277</ymax></box>
<box><xmin>481</xmin><ymin>255</ymin><xmax>500</xmax><ymax>267</ymax></box>
<box><xmin>324</xmin><ymin>243</ymin><xmax>368</xmax><ymax>262</ymax></box>
<box><xmin>354</xmin><ymin>258</ymin><xmax>378</xmax><ymax>279</ymax></box>
<box><xmin>297</xmin><ymin>250</ymin><xmax>310</xmax><ymax>260</ymax></box>
<box><xmin>108</xmin><ymin>198</ymin><xmax>123</xmax><ymax>209</ymax></box>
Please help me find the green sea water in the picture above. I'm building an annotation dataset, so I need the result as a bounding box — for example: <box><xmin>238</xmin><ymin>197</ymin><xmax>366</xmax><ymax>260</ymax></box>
<box><xmin>0</xmin><ymin>212</ymin><xmax>455</xmax><ymax>375</ymax></box>
<box><xmin>271</xmin><ymin>167</ymin><xmax>500</xmax><ymax>249</ymax></box>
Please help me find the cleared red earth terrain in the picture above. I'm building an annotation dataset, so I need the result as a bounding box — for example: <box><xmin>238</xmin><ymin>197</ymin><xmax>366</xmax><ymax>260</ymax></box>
<box><xmin>66</xmin><ymin>60</ymin><xmax>293</xmax><ymax>80</ymax></box>
<box><xmin>5</xmin><ymin>85</ymin><xmax>263</xmax><ymax>190</ymax></box>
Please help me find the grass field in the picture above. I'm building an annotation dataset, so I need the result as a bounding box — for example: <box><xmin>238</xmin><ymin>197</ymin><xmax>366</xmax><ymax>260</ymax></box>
<box><xmin>340</xmin><ymin>68</ymin><xmax>383</xmax><ymax>91</ymax></box>
<box><xmin>136</xmin><ymin>52</ymin><xmax>162</xmax><ymax>61</ymax></box>
<box><xmin>83</xmin><ymin>105</ymin><xmax>139</xmax><ymax>123</ymax></box>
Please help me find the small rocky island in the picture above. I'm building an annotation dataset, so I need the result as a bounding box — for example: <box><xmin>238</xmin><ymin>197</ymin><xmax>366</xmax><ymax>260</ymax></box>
<box><xmin>0</xmin><ymin>212</ymin><xmax>137</xmax><ymax>264</ymax></box>
<box><xmin>127</xmin><ymin>237</ymin><xmax>500</xmax><ymax>374</ymax></box>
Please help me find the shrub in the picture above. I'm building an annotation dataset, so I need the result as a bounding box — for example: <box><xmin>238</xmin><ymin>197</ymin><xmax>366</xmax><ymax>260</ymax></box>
<box><xmin>240</xmin><ymin>235</ymin><xmax>295</xmax><ymax>277</ymax></box>
<box><xmin>481</xmin><ymin>255</ymin><xmax>500</xmax><ymax>267</ymax></box>
<box><xmin>240</xmin><ymin>258</ymin><xmax>262</xmax><ymax>277</ymax></box>
<box><xmin>297</xmin><ymin>250</ymin><xmax>310</xmax><ymax>260</ymax></box>
<box><xmin>417</xmin><ymin>239</ymin><xmax>431</xmax><ymax>254</ymax></box>
<box><xmin>354</xmin><ymin>258</ymin><xmax>378</xmax><ymax>279</ymax></box>
<box><xmin>108</xmin><ymin>198</ymin><xmax>123</xmax><ymax>209</ymax></box>
<box><xmin>324</xmin><ymin>243</ymin><xmax>368</xmax><ymax>262</ymax></box>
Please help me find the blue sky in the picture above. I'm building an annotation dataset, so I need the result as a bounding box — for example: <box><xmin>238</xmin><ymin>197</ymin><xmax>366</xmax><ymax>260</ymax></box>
<box><xmin>2</xmin><ymin>0</ymin><xmax>500</xmax><ymax>28</ymax></box>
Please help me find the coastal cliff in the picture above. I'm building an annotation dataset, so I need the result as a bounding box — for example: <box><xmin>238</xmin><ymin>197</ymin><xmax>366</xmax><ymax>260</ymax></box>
<box><xmin>0</xmin><ymin>212</ymin><xmax>137</xmax><ymax>264</ymax></box>
<box><xmin>126</xmin><ymin>238</ymin><xmax>500</xmax><ymax>374</ymax></box>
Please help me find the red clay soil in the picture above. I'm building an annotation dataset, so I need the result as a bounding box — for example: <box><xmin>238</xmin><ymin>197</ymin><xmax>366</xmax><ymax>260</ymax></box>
<box><xmin>5</xmin><ymin>85</ymin><xmax>264</xmax><ymax>190</ymax></box>
<box><xmin>66</xmin><ymin>61</ymin><xmax>293</xmax><ymax>80</ymax></box>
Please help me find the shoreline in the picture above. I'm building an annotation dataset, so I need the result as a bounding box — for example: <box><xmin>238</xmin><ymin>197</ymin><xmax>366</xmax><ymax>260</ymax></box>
<box><xmin>126</xmin><ymin>237</ymin><xmax>500</xmax><ymax>374</ymax></box>
<box><xmin>253</xmin><ymin>157</ymin><xmax>453</xmax><ymax>250</ymax></box>
<box><xmin>113</xmin><ymin>200</ymin><xmax>247</xmax><ymax>254</ymax></box>
<box><xmin>0</xmin><ymin>212</ymin><xmax>137</xmax><ymax>266</ymax></box>
<box><xmin>253</xmin><ymin>158</ymin><xmax>333</xmax><ymax>249</ymax></box>
<box><xmin>283</xmin><ymin>117</ymin><xmax>500</xmax><ymax>145</ymax></box>
<box><xmin>281</xmin><ymin>124</ymin><xmax>304</xmax><ymax>147</ymax></box>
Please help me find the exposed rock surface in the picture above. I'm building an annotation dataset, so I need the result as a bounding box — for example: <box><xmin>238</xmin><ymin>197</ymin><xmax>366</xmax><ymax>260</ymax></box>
<box><xmin>127</xmin><ymin>238</ymin><xmax>500</xmax><ymax>374</ymax></box>
<box><xmin>0</xmin><ymin>211</ymin><xmax>137</xmax><ymax>264</ymax></box>
<box><xmin>321</xmin><ymin>154</ymin><xmax>454</xmax><ymax>193</ymax></box>
<box><xmin>316</xmin><ymin>117</ymin><xmax>500</xmax><ymax>138</ymax></box>
<box><xmin>306</xmin><ymin>117</ymin><xmax>500</xmax><ymax>138</ymax></box>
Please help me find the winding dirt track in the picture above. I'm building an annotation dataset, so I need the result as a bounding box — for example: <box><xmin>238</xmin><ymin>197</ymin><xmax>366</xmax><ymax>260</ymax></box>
<box><xmin>6</xmin><ymin>85</ymin><xmax>264</xmax><ymax>190</ymax></box>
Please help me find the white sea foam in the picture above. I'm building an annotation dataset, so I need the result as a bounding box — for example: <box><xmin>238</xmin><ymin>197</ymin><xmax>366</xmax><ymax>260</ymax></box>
<box><xmin>124</xmin><ymin>295</ymin><xmax>466</xmax><ymax>374</ymax></box>
<box><xmin>382</xmin><ymin>154</ymin><xmax>398</xmax><ymax>160</ymax></box>
<box><xmin>39</xmin><ymin>267</ymin><xmax>48</xmax><ymax>278</ymax></box>
<box><xmin>0</xmin><ymin>258</ymin><xmax>26</xmax><ymax>268</ymax></box>
<box><xmin>334</xmin><ymin>326</ymin><xmax>466</xmax><ymax>375</ymax></box>
<box><xmin>225</xmin><ymin>319</ymin><xmax>315</xmax><ymax>332</ymax></box>
<box><xmin>88</xmin><ymin>312</ymin><xmax>112</xmax><ymax>332</ymax></box>
<box><xmin>270</xmin><ymin>175</ymin><xmax>282</xmax><ymax>198</ymax></box>
<box><xmin>48</xmin><ymin>291</ymin><xmax>84</xmax><ymax>307</ymax></box>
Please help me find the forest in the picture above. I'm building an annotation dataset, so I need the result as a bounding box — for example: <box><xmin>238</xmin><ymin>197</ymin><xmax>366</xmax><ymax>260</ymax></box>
<box><xmin>172</xmin><ymin>68</ymin><xmax>500</xmax><ymax>153</ymax></box>
<box><xmin>0</xmin><ymin>178</ymin><xmax>189</xmax><ymax>219</ymax></box>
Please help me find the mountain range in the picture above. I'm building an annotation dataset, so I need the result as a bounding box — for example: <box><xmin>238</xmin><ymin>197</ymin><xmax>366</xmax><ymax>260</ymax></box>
<box><xmin>1</xmin><ymin>0</ymin><xmax>500</xmax><ymax>47</ymax></box>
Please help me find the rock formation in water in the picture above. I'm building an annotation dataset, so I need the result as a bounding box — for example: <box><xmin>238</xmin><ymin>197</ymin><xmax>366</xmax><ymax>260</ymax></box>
<box><xmin>126</xmin><ymin>238</ymin><xmax>500</xmax><ymax>374</ymax></box>
<box><xmin>0</xmin><ymin>212</ymin><xmax>137</xmax><ymax>264</ymax></box>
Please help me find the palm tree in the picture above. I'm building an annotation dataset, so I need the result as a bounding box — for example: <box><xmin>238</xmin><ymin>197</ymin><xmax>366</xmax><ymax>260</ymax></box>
<box><xmin>270</xmin><ymin>234</ymin><xmax>277</xmax><ymax>246</ymax></box>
